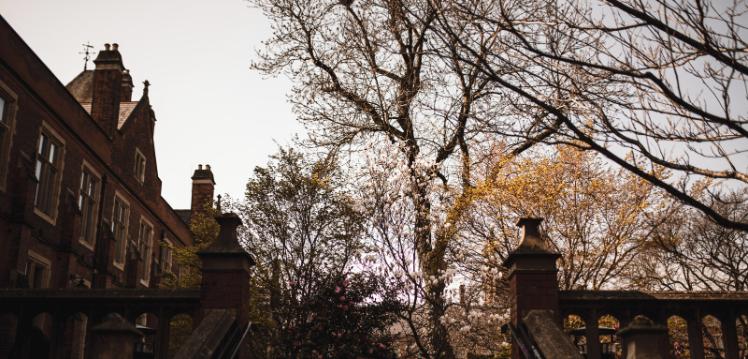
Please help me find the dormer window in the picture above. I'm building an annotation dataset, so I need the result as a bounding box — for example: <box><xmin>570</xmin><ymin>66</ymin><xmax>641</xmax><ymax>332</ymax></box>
<box><xmin>134</xmin><ymin>149</ymin><xmax>146</xmax><ymax>183</ymax></box>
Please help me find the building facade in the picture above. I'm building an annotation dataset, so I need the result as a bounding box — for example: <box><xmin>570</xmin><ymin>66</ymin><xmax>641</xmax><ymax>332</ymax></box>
<box><xmin>0</xmin><ymin>15</ymin><xmax>215</xmax><ymax>357</ymax></box>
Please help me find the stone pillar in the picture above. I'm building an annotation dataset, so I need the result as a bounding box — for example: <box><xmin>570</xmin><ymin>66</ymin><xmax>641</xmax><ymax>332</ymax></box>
<box><xmin>503</xmin><ymin>218</ymin><xmax>561</xmax><ymax>359</ymax></box>
<box><xmin>90</xmin><ymin>313</ymin><xmax>142</xmax><ymax>359</ymax></box>
<box><xmin>198</xmin><ymin>212</ymin><xmax>254</xmax><ymax>326</ymax></box>
<box><xmin>156</xmin><ymin>313</ymin><xmax>171</xmax><ymax>359</ymax></box>
<box><xmin>686</xmin><ymin>314</ymin><xmax>705</xmax><ymax>359</ymax></box>
<box><xmin>618</xmin><ymin>316</ymin><xmax>668</xmax><ymax>359</ymax></box>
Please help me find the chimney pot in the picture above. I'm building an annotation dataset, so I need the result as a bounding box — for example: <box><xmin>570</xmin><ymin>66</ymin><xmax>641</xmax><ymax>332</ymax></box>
<box><xmin>112</xmin><ymin>43</ymin><xmax>119</xmax><ymax>50</ymax></box>
<box><xmin>206</xmin><ymin>164</ymin><xmax>211</xmax><ymax>170</ymax></box>
<box><xmin>104</xmin><ymin>43</ymin><xmax>111</xmax><ymax>50</ymax></box>
<box><xmin>199</xmin><ymin>164</ymin><xmax>203</xmax><ymax>170</ymax></box>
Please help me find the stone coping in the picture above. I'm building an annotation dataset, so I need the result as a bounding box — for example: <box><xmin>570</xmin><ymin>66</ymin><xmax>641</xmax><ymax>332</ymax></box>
<box><xmin>560</xmin><ymin>290</ymin><xmax>748</xmax><ymax>302</ymax></box>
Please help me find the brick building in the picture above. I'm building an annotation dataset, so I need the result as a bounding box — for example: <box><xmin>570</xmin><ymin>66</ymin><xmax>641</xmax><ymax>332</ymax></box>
<box><xmin>0</xmin><ymin>15</ymin><xmax>216</xmax><ymax>356</ymax></box>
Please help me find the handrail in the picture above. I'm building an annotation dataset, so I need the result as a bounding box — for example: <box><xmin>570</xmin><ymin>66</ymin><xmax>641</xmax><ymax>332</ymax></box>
<box><xmin>501</xmin><ymin>323</ymin><xmax>544</xmax><ymax>359</ymax></box>
<box><xmin>225</xmin><ymin>323</ymin><xmax>251</xmax><ymax>359</ymax></box>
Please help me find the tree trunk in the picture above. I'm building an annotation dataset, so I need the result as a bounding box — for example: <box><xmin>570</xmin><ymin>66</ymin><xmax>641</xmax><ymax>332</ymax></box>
<box><xmin>411</xmin><ymin>169</ymin><xmax>456</xmax><ymax>359</ymax></box>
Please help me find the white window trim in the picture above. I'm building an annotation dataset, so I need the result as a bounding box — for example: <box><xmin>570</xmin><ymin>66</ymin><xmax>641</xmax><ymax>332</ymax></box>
<box><xmin>112</xmin><ymin>192</ymin><xmax>130</xmax><ymax>271</ymax></box>
<box><xmin>32</xmin><ymin>122</ymin><xmax>66</xmax><ymax>226</ymax></box>
<box><xmin>26</xmin><ymin>249</ymin><xmax>51</xmax><ymax>288</ymax></box>
<box><xmin>0</xmin><ymin>79</ymin><xmax>18</xmax><ymax>193</ymax></box>
<box><xmin>78</xmin><ymin>161</ymin><xmax>101</xmax><ymax>251</ymax></box>
<box><xmin>134</xmin><ymin>148</ymin><xmax>146</xmax><ymax>184</ymax></box>
<box><xmin>138</xmin><ymin>216</ymin><xmax>154</xmax><ymax>287</ymax></box>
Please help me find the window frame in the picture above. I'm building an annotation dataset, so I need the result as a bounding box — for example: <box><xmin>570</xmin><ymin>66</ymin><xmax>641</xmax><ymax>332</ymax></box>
<box><xmin>111</xmin><ymin>192</ymin><xmax>130</xmax><ymax>270</ymax></box>
<box><xmin>33</xmin><ymin>122</ymin><xmax>66</xmax><ymax>225</ymax></box>
<box><xmin>133</xmin><ymin>148</ymin><xmax>146</xmax><ymax>184</ymax></box>
<box><xmin>26</xmin><ymin>250</ymin><xmax>51</xmax><ymax>289</ymax></box>
<box><xmin>160</xmin><ymin>236</ymin><xmax>173</xmax><ymax>274</ymax></box>
<box><xmin>137</xmin><ymin>217</ymin><xmax>154</xmax><ymax>286</ymax></box>
<box><xmin>0</xmin><ymin>80</ymin><xmax>18</xmax><ymax>192</ymax></box>
<box><xmin>78</xmin><ymin>161</ymin><xmax>101</xmax><ymax>250</ymax></box>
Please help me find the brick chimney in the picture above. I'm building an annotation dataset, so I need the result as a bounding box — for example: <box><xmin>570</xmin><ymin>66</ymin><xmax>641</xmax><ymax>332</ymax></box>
<box><xmin>91</xmin><ymin>43</ymin><xmax>124</xmax><ymax>138</ymax></box>
<box><xmin>120</xmin><ymin>69</ymin><xmax>133</xmax><ymax>102</ymax></box>
<box><xmin>191</xmin><ymin>164</ymin><xmax>215</xmax><ymax>219</ymax></box>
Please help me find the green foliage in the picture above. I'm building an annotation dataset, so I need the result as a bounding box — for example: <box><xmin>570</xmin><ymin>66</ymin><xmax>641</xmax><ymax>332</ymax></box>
<box><xmin>239</xmin><ymin>148</ymin><xmax>400</xmax><ymax>357</ymax></box>
<box><xmin>159</xmin><ymin>205</ymin><xmax>219</xmax><ymax>355</ymax></box>
<box><xmin>160</xmin><ymin>205</ymin><xmax>220</xmax><ymax>289</ymax></box>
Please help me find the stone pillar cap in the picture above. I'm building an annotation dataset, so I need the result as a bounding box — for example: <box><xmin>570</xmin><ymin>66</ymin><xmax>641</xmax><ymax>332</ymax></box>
<box><xmin>502</xmin><ymin>217</ymin><xmax>560</xmax><ymax>268</ymax></box>
<box><xmin>617</xmin><ymin>315</ymin><xmax>667</xmax><ymax>336</ymax></box>
<box><xmin>91</xmin><ymin>313</ymin><xmax>143</xmax><ymax>336</ymax></box>
<box><xmin>198</xmin><ymin>212</ymin><xmax>255</xmax><ymax>264</ymax></box>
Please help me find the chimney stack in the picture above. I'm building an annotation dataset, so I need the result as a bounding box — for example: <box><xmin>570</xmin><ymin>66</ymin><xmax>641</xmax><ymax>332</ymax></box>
<box><xmin>191</xmin><ymin>164</ymin><xmax>215</xmax><ymax>220</ymax></box>
<box><xmin>91</xmin><ymin>43</ymin><xmax>124</xmax><ymax>138</ymax></box>
<box><xmin>121</xmin><ymin>69</ymin><xmax>133</xmax><ymax>102</ymax></box>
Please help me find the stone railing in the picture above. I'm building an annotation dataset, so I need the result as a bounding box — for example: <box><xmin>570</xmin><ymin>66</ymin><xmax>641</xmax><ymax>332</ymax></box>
<box><xmin>0</xmin><ymin>212</ymin><xmax>255</xmax><ymax>359</ymax></box>
<box><xmin>504</xmin><ymin>218</ymin><xmax>748</xmax><ymax>359</ymax></box>
<box><xmin>559</xmin><ymin>290</ymin><xmax>748</xmax><ymax>359</ymax></box>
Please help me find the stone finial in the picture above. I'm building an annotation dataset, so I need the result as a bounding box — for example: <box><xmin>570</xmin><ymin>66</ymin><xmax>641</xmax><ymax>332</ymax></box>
<box><xmin>201</xmin><ymin>213</ymin><xmax>247</xmax><ymax>254</ymax></box>
<box><xmin>516</xmin><ymin>217</ymin><xmax>550</xmax><ymax>252</ymax></box>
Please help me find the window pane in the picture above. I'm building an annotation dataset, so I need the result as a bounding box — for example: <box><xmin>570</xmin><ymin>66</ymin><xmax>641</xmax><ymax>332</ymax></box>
<box><xmin>38</xmin><ymin>134</ymin><xmax>46</xmax><ymax>156</ymax></box>
<box><xmin>48</xmin><ymin>143</ymin><xmax>56</xmax><ymax>163</ymax></box>
<box><xmin>0</xmin><ymin>97</ymin><xmax>5</xmax><ymax>122</ymax></box>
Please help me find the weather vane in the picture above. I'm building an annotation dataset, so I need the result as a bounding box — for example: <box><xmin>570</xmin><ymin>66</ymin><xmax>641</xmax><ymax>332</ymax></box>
<box><xmin>79</xmin><ymin>42</ymin><xmax>94</xmax><ymax>70</ymax></box>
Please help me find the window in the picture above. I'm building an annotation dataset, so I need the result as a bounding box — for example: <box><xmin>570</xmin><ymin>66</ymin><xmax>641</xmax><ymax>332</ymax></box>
<box><xmin>160</xmin><ymin>238</ymin><xmax>173</xmax><ymax>273</ymax></box>
<box><xmin>134</xmin><ymin>149</ymin><xmax>146</xmax><ymax>183</ymax></box>
<box><xmin>0</xmin><ymin>82</ymin><xmax>17</xmax><ymax>192</ymax></box>
<box><xmin>137</xmin><ymin>218</ymin><xmax>154</xmax><ymax>285</ymax></box>
<box><xmin>26</xmin><ymin>251</ymin><xmax>51</xmax><ymax>289</ymax></box>
<box><xmin>34</xmin><ymin>126</ymin><xmax>65</xmax><ymax>222</ymax></box>
<box><xmin>78</xmin><ymin>165</ymin><xmax>100</xmax><ymax>248</ymax></box>
<box><xmin>112</xmin><ymin>194</ymin><xmax>130</xmax><ymax>268</ymax></box>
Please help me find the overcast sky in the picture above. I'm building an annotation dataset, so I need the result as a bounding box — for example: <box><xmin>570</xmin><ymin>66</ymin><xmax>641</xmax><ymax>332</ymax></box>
<box><xmin>0</xmin><ymin>0</ymin><xmax>300</xmax><ymax>209</ymax></box>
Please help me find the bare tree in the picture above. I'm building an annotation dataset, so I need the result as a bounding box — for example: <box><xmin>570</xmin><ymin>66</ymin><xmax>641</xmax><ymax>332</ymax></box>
<box><xmin>434</xmin><ymin>0</ymin><xmax>748</xmax><ymax>231</ymax></box>
<box><xmin>250</xmin><ymin>0</ymin><xmax>510</xmax><ymax>356</ymax></box>
<box><xmin>638</xmin><ymin>191</ymin><xmax>748</xmax><ymax>292</ymax></box>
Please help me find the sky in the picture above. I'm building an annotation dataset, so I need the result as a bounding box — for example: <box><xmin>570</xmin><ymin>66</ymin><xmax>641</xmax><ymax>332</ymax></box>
<box><xmin>0</xmin><ymin>0</ymin><xmax>300</xmax><ymax>209</ymax></box>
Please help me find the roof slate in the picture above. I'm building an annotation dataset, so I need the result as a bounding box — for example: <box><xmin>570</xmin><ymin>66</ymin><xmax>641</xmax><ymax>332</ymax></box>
<box><xmin>79</xmin><ymin>101</ymin><xmax>138</xmax><ymax>129</ymax></box>
<box><xmin>65</xmin><ymin>70</ymin><xmax>94</xmax><ymax>102</ymax></box>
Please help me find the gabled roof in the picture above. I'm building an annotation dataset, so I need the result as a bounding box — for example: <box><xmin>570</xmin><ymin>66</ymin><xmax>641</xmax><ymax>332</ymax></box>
<box><xmin>79</xmin><ymin>101</ymin><xmax>139</xmax><ymax>129</ymax></box>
